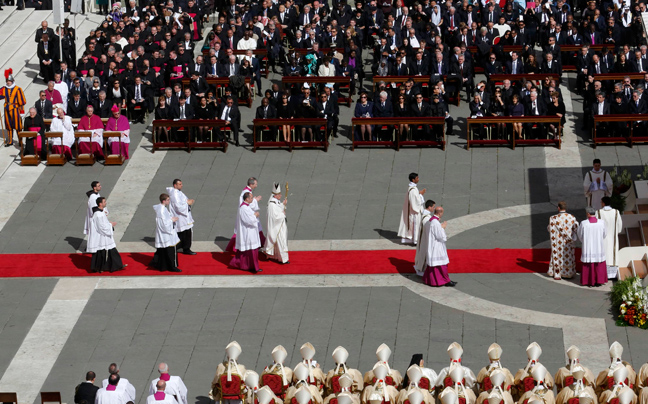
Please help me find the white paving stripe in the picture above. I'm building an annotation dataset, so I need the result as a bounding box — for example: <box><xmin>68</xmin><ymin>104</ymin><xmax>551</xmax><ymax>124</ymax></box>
<box><xmin>0</xmin><ymin>164</ymin><xmax>45</xmax><ymax>233</ymax></box>
<box><xmin>97</xmin><ymin>274</ymin><xmax>610</xmax><ymax>370</ymax></box>
<box><xmin>0</xmin><ymin>278</ymin><xmax>97</xmax><ymax>404</ymax></box>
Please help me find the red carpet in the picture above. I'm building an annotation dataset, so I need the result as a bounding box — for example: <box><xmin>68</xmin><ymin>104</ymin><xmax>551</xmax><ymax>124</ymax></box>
<box><xmin>0</xmin><ymin>248</ymin><xmax>561</xmax><ymax>278</ymax></box>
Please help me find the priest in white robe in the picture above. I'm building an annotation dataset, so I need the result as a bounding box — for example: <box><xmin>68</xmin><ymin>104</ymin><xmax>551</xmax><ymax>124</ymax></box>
<box><xmin>149</xmin><ymin>363</ymin><xmax>188</xmax><ymax>404</ymax></box>
<box><xmin>226</xmin><ymin>177</ymin><xmax>265</xmax><ymax>251</ymax></box>
<box><xmin>166</xmin><ymin>179</ymin><xmax>196</xmax><ymax>255</ymax></box>
<box><xmin>101</xmin><ymin>365</ymin><xmax>136</xmax><ymax>402</ymax></box>
<box><xmin>85</xmin><ymin>181</ymin><xmax>103</xmax><ymax>235</ymax></box>
<box><xmin>398</xmin><ymin>173</ymin><xmax>426</xmax><ymax>245</ymax></box>
<box><xmin>414</xmin><ymin>200</ymin><xmax>436</xmax><ymax>276</ymax></box>
<box><xmin>577</xmin><ymin>207</ymin><xmax>607</xmax><ymax>287</ymax></box>
<box><xmin>597</xmin><ymin>196</ymin><xmax>623</xmax><ymax>278</ymax></box>
<box><xmin>147</xmin><ymin>381</ymin><xmax>179</xmax><ymax>404</ymax></box>
<box><xmin>422</xmin><ymin>207</ymin><xmax>456</xmax><ymax>287</ymax></box>
<box><xmin>229</xmin><ymin>191</ymin><xmax>262</xmax><ymax>273</ymax></box>
<box><xmin>88</xmin><ymin>196</ymin><xmax>126</xmax><ymax>273</ymax></box>
<box><xmin>150</xmin><ymin>193</ymin><xmax>182</xmax><ymax>273</ymax></box>
<box><xmin>264</xmin><ymin>182</ymin><xmax>289</xmax><ymax>264</ymax></box>
<box><xmin>49</xmin><ymin>107</ymin><xmax>75</xmax><ymax>160</ymax></box>
<box><xmin>547</xmin><ymin>201</ymin><xmax>579</xmax><ymax>280</ymax></box>
<box><xmin>583</xmin><ymin>159</ymin><xmax>612</xmax><ymax>208</ymax></box>
<box><xmin>96</xmin><ymin>374</ymin><xmax>130</xmax><ymax>404</ymax></box>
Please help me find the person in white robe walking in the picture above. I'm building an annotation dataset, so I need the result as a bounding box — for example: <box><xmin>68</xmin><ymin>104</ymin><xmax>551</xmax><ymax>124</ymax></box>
<box><xmin>147</xmin><ymin>381</ymin><xmax>179</xmax><ymax>404</ymax></box>
<box><xmin>577</xmin><ymin>207</ymin><xmax>607</xmax><ymax>287</ymax></box>
<box><xmin>149</xmin><ymin>363</ymin><xmax>188</xmax><ymax>404</ymax></box>
<box><xmin>226</xmin><ymin>177</ymin><xmax>265</xmax><ymax>251</ymax></box>
<box><xmin>583</xmin><ymin>159</ymin><xmax>612</xmax><ymax>208</ymax></box>
<box><xmin>398</xmin><ymin>173</ymin><xmax>426</xmax><ymax>245</ymax></box>
<box><xmin>597</xmin><ymin>196</ymin><xmax>623</xmax><ymax>279</ymax></box>
<box><xmin>166</xmin><ymin>179</ymin><xmax>196</xmax><ymax>255</ymax></box>
<box><xmin>150</xmin><ymin>193</ymin><xmax>182</xmax><ymax>273</ymax></box>
<box><xmin>85</xmin><ymin>181</ymin><xmax>103</xmax><ymax>235</ymax></box>
<box><xmin>264</xmin><ymin>182</ymin><xmax>289</xmax><ymax>264</ymax></box>
<box><xmin>414</xmin><ymin>200</ymin><xmax>436</xmax><ymax>276</ymax></box>
<box><xmin>87</xmin><ymin>197</ymin><xmax>126</xmax><ymax>273</ymax></box>
<box><xmin>96</xmin><ymin>374</ymin><xmax>130</xmax><ymax>404</ymax></box>
<box><xmin>230</xmin><ymin>192</ymin><xmax>262</xmax><ymax>273</ymax></box>
<box><xmin>101</xmin><ymin>364</ymin><xmax>137</xmax><ymax>402</ymax></box>
<box><xmin>422</xmin><ymin>206</ymin><xmax>457</xmax><ymax>287</ymax></box>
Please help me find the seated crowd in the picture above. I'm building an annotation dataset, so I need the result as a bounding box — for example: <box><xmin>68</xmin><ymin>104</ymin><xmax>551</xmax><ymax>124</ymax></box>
<box><xmin>79</xmin><ymin>341</ymin><xmax>648</xmax><ymax>404</ymax></box>
<box><xmin>31</xmin><ymin>0</ymin><xmax>648</xmax><ymax>149</ymax></box>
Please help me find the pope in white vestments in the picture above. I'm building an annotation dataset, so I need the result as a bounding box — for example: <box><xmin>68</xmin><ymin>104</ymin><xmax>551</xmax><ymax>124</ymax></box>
<box><xmin>577</xmin><ymin>207</ymin><xmax>607</xmax><ymax>287</ymax></box>
<box><xmin>398</xmin><ymin>173</ymin><xmax>426</xmax><ymax>245</ymax></box>
<box><xmin>583</xmin><ymin>159</ymin><xmax>612</xmax><ymax>208</ymax></box>
<box><xmin>166</xmin><ymin>179</ymin><xmax>196</xmax><ymax>255</ymax></box>
<box><xmin>49</xmin><ymin>108</ymin><xmax>75</xmax><ymax>160</ymax></box>
<box><xmin>150</xmin><ymin>194</ymin><xmax>182</xmax><ymax>272</ymax></box>
<box><xmin>264</xmin><ymin>182</ymin><xmax>289</xmax><ymax>264</ymax></box>
<box><xmin>597</xmin><ymin>197</ymin><xmax>623</xmax><ymax>277</ymax></box>
<box><xmin>230</xmin><ymin>191</ymin><xmax>262</xmax><ymax>273</ymax></box>
<box><xmin>87</xmin><ymin>197</ymin><xmax>125</xmax><ymax>273</ymax></box>
<box><xmin>414</xmin><ymin>202</ymin><xmax>435</xmax><ymax>276</ymax></box>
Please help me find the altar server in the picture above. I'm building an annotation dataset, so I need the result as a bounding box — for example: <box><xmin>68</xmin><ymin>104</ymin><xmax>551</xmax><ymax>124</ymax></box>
<box><xmin>413</xmin><ymin>200</ymin><xmax>435</xmax><ymax>276</ymax></box>
<box><xmin>149</xmin><ymin>363</ymin><xmax>188</xmax><ymax>404</ymax></box>
<box><xmin>87</xmin><ymin>197</ymin><xmax>126</xmax><ymax>273</ymax></box>
<box><xmin>264</xmin><ymin>183</ymin><xmax>289</xmax><ymax>264</ymax></box>
<box><xmin>77</xmin><ymin>105</ymin><xmax>105</xmax><ymax>159</ymax></box>
<box><xmin>150</xmin><ymin>193</ymin><xmax>181</xmax><ymax>273</ymax></box>
<box><xmin>146</xmin><ymin>381</ymin><xmax>179</xmax><ymax>404</ymax></box>
<box><xmin>49</xmin><ymin>107</ymin><xmax>75</xmax><ymax>160</ymax></box>
<box><xmin>226</xmin><ymin>177</ymin><xmax>264</xmax><ymax>252</ymax></box>
<box><xmin>398</xmin><ymin>173</ymin><xmax>426</xmax><ymax>245</ymax></box>
<box><xmin>166</xmin><ymin>179</ymin><xmax>196</xmax><ymax>255</ymax></box>
<box><xmin>583</xmin><ymin>159</ymin><xmax>612</xmax><ymax>208</ymax></box>
<box><xmin>422</xmin><ymin>206</ymin><xmax>457</xmax><ymax>287</ymax></box>
<box><xmin>105</xmin><ymin>104</ymin><xmax>130</xmax><ymax>159</ymax></box>
<box><xmin>229</xmin><ymin>191</ymin><xmax>262</xmax><ymax>273</ymax></box>
<box><xmin>577</xmin><ymin>207</ymin><xmax>608</xmax><ymax>287</ymax></box>
<box><xmin>96</xmin><ymin>374</ymin><xmax>130</xmax><ymax>404</ymax></box>
<box><xmin>85</xmin><ymin>181</ymin><xmax>103</xmax><ymax>235</ymax></box>
<box><xmin>597</xmin><ymin>196</ymin><xmax>623</xmax><ymax>278</ymax></box>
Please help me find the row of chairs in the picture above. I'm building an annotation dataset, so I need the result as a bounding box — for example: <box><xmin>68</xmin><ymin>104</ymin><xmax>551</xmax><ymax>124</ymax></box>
<box><xmin>0</xmin><ymin>391</ymin><xmax>62</xmax><ymax>404</ymax></box>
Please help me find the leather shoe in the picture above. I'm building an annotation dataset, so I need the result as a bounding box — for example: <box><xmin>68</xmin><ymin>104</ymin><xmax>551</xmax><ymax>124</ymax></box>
<box><xmin>183</xmin><ymin>250</ymin><xmax>197</xmax><ymax>255</ymax></box>
<box><xmin>168</xmin><ymin>268</ymin><xmax>182</xmax><ymax>272</ymax></box>
<box><xmin>444</xmin><ymin>281</ymin><xmax>457</xmax><ymax>287</ymax></box>
<box><xmin>253</xmin><ymin>268</ymin><xmax>263</xmax><ymax>273</ymax></box>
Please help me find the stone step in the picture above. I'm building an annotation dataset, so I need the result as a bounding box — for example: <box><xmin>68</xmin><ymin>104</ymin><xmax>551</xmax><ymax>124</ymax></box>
<box><xmin>637</xmin><ymin>203</ymin><xmax>648</xmax><ymax>214</ymax></box>
<box><xmin>0</xmin><ymin>8</ymin><xmax>37</xmax><ymax>52</ymax></box>
<box><xmin>632</xmin><ymin>259</ymin><xmax>648</xmax><ymax>279</ymax></box>
<box><xmin>0</xmin><ymin>6</ymin><xmax>19</xmax><ymax>29</ymax></box>
<box><xmin>627</xmin><ymin>227</ymin><xmax>643</xmax><ymax>247</ymax></box>
<box><xmin>0</xmin><ymin>10</ymin><xmax>53</xmax><ymax>83</ymax></box>
<box><xmin>619</xmin><ymin>266</ymin><xmax>633</xmax><ymax>280</ymax></box>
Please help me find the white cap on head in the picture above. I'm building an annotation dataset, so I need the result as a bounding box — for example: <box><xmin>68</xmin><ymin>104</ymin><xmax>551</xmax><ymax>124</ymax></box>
<box><xmin>408</xmin><ymin>390</ymin><xmax>424</xmax><ymax>404</ymax></box>
<box><xmin>245</xmin><ymin>370</ymin><xmax>260</xmax><ymax>390</ymax></box>
<box><xmin>226</xmin><ymin>341</ymin><xmax>242</xmax><ymax>382</ymax></box>
<box><xmin>333</xmin><ymin>346</ymin><xmax>349</xmax><ymax>373</ymax></box>
<box><xmin>531</xmin><ymin>364</ymin><xmax>547</xmax><ymax>384</ymax></box>
<box><xmin>488</xmin><ymin>343</ymin><xmax>502</xmax><ymax>361</ymax></box>
<box><xmin>449</xmin><ymin>365</ymin><xmax>464</xmax><ymax>384</ymax></box>
<box><xmin>526</xmin><ymin>342</ymin><xmax>542</xmax><ymax>362</ymax></box>
<box><xmin>489</xmin><ymin>369</ymin><xmax>505</xmax><ymax>390</ymax></box>
<box><xmin>447</xmin><ymin>342</ymin><xmax>463</xmax><ymax>362</ymax></box>
<box><xmin>257</xmin><ymin>386</ymin><xmax>275</xmax><ymax>404</ymax></box>
<box><xmin>440</xmin><ymin>388</ymin><xmax>458</xmax><ymax>404</ymax></box>
<box><xmin>300</xmin><ymin>343</ymin><xmax>316</xmax><ymax>383</ymax></box>
<box><xmin>613</xmin><ymin>366</ymin><xmax>628</xmax><ymax>385</ymax></box>
<box><xmin>270</xmin><ymin>345</ymin><xmax>289</xmax><ymax>386</ymax></box>
<box><xmin>617</xmin><ymin>387</ymin><xmax>634</xmax><ymax>404</ymax></box>
<box><xmin>609</xmin><ymin>342</ymin><xmax>623</xmax><ymax>361</ymax></box>
<box><xmin>566</xmin><ymin>346</ymin><xmax>580</xmax><ymax>361</ymax></box>
<box><xmin>338</xmin><ymin>373</ymin><xmax>353</xmax><ymax>389</ymax></box>
<box><xmin>294</xmin><ymin>363</ymin><xmax>309</xmax><ymax>382</ymax></box>
<box><xmin>487</xmin><ymin>392</ymin><xmax>502</xmax><ymax>404</ymax></box>
<box><xmin>407</xmin><ymin>365</ymin><xmax>423</xmax><ymax>386</ymax></box>
<box><xmin>373</xmin><ymin>363</ymin><xmax>389</xmax><ymax>381</ymax></box>
<box><xmin>376</xmin><ymin>344</ymin><xmax>392</xmax><ymax>362</ymax></box>
<box><xmin>272</xmin><ymin>183</ymin><xmax>282</xmax><ymax>195</ymax></box>
<box><xmin>295</xmin><ymin>386</ymin><xmax>312</xmax><ymax>404</ymax></box>
<box><xmin>337</xmin><ymin>392</ymin><xmax>353</xmax><ymax>404</ymax></box>
<box><xmin>572</xmin><ymin>365</ymin><xmax>585</xmax><ymax>382</ymax></box>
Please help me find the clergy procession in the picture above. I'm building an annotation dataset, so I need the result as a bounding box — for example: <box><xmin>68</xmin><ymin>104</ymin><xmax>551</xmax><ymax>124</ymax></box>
<box><xmin>82</xmin><ymin>340</ymin><xmax>648</xmax><ymax>404</ymax></box>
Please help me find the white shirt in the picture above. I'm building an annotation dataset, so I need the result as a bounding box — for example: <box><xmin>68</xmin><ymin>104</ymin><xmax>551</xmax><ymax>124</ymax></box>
<box><xmin>146</xmin><ymin>392</ymin><xmax>178</xmax><ymax>404</ymax></box>
<box><xmin>154</xmin><ymin>203</ymin><xmax>180</xmax><ymax>248</ymax></box>
<box><xmin>149</xmin><ymin>376</ymin><xmax>188</xmax><ymax>404</ymax></box>
<box><xmin>166</xmin><ymin>187</ymin><xmax>194</xmax><ymax>232</ymax></box>
<box><xmin>235</xmin><ymin>203</ymin><xmax>261</xmax><ymax>251</ymax></box>
<box><xmin>95</xmin><ymin>387</ymin><xmax>129</xmax><ymax>404</ymax></box>
<box><xmin>100</xmin><ymin>379</ymin><xmax>136</xmax><ymax>402</ymax></box>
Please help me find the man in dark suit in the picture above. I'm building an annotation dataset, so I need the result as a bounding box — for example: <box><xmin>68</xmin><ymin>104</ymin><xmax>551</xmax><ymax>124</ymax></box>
<box><xmin>94</xmin><ymin>92</ymin><xmax>113</xmax><ymax>119</ymax></box>
<box><xmin>431</xmin><ymin>54</ymin><xmax>449</xmax><ymax>82</ymax></box>
<box><xmin>35</xmin><ymin>90</ymin><xmax>53</xmax><ymax>119</ymax></box>
<box><xmin>128</xmin><ymin>76</ymin><xmax>148</xmax><ymax>123</ymax></box>
<box><xmin>34</xmin><ymin>21</ymin><xmax>55</xmax><ymax>43</ymax></box>
<box><xmin>74</xmin><ymin>371</ymin><xmax>99</xmax><ymax>404</ymax></box>
<box><xmin>630</xmin><ymin>91</ymin><xmax>648</xmax><ymax>127</ymax></box>
<box><xmin>484</xmin><ymin>53</ymin><xmax>503</xmax><ymax>77</ymax></box>
<box><xmin>218</xmin><ymin>96</ymin><xmax>241</xmax><ymax>145</ymax></box>
<box><xmin>315</xmin><ymin>92</ymin><xmax>336</xmax><ymax>140</ymax></box>
<box><xmin>576</xmin><ymin>46</ymin><xmax>592</xmax><ymax>93</ymax></box>
<box><xmin>393</xmin><ymin>56</ymin><xmax>409</xmax><ymax>76</ymax></box>
<box><xmin>589</xmin><ymin>54</ymin><xmax>608</xmax><ymax>75</ymax></box>
<box><xmin>255</xmin><ymin>97</ymin><xmax>277</xmax><ymax>141</ymax></box>
<box><xmin>37</xmin><ymin>33</ymin><xmax>58</xmax><ymax>83</ymax></box>
<box><xmin>410</xmin><ymin>93</ymin><xmax>431</xmax><ymax>139</ymax></box>
<box><xmin>524</xmin><ymin>91</ymin><xmax>547</xmax><ymax>138</ymax></box>
<box><xmin>190</xmin><ymin>72</ymin><xmax>210</xmax><ymax>98</ymax></box>
<box><xmin>67</xmin><ymin>92</ymin><xmax>86</xmax><ymax>119</ymax></box>
<box><xmin>410</xmin><ymin>52</ymin><xmax>429</xmax><ymax>76</ymax></box>
<box><xmin>449</xmin><ymin>55</ymin><xmax>473</xmax><ymax>102</ymax></box>
<box><xmin>189</xmin><ymin>55</ymin><xmax>208</xmax><ymax>78</ymax></box>
<box><xmin>481</xmin><ymin>3</ymin><xmax>499</xmax><ymax>26</ymax></box>
<box><xmin>591</xmin><ymin>91</ymin><xmax>611</xmax><ymax>131</ymax></box>
<box><xmin>541</xmin><ymin>53</ymin><xmax>561</xmax><ymax>74</ymax></box>
<box><xmin>505</xmin><ymin>51</ymin><xmax>525</xmax><ymax>74</ymax></box>
<box><xmin>219</xmin><ymin>55</ymin><xmax>241</xmax><ymax>77</ymax></box>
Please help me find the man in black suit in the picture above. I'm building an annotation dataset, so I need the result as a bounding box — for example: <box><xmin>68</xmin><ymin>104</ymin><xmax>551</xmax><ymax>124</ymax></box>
<box><xmin>541</xmin><ymin>52</ymin><xmax>561</xmax><ymax>74</ymax></box>
<box><xmin>576</xmin><ymin>46</ymin><xmax>592</xmax><ymax>93</ymax></box>
<box><xmin>589</xmin><ymin>54</ymin><xmax>608</xmax><ymax>75</ymax></box>
<box><xmin>409</xmin><ymin>52</ymin><xmax>429</xmax><ymax>76</ymax></box>
<box><xmin>410</xmin><ymin>93</ymin><xmax>431</xmax><ymax>139</ymax></box>
<box><xmin>189</xmin><ymin>55</ymin><xmax>208</xmax><ymax>78</ymax></box>
<box><xmin>431</xmin><ymin>53</ymin><xmax>449</xmax><ymax>82</ymax></box>
<box><xmin>67</xmin><ymin>92</ymin><xmax>86</xmax><ymax>119</ymax></box>
<box><xmin>74</xmin><ymin>371</ymin><xmax>99</xmax><ymax>404</ymax></box>
<box><xmin>189</xmin><ymin>72</ymin><xmax>209</xmax><ymax>98</ymax></box>
<box><xmin>524</xmin><ymin>91</ymin><xmax>547</xmax><ymax>138</ymax></box>
<box><xmin>316</xmin><ymin>92</ymin><xmax>336</xmax><ymax>140</ymax></box>
<box><xmin>218</xmin><ymin>96</ymin><xmax>241</xmax><ymax>145</ymax></box>
<box><xmin>255</xmin><ymin>97</ymin><xmax>277</xmax><ymax>140</ymax></box>
<box><xmin>94</xmin><ymin>92</ymin><xmax>113</xmax><ymax>119</ymax></box>
<box><xmin>219</xmin><ymin>55</ymin><xmax>240</xmax><ymax>77</ymax></box>
<box><xmin>591</xmin><ymin>91</ymin><xmax>611</xmax><ymax>131</ymax></box>
<box><xmin>484</xmin><ymin>53</ymin><xmax>503</xmax><ymax>77</ymax></box>
<box><xmin>630</xmin><ymin>91</ymin><xmax>648</xmax><ymax>128</ymax></box>
<box><xmin>128</xmin><ymin>76</ymin><xmax>148</xmax><ymax>124</ymax></box>
<box><xmin>37</xmin><ymin>33</ymin><xmax>57</xmax><ymax>83</ymax></box>
<box><xmin>481</xmin><ymin>3</ymin><xmax>499</xmax><ymax>26</ymax></box>
<box><xmin>35</xmin><ymin>90</ymin><xmax>53</xmax><ymax>119</ymax></box>
<box><xmin>505</xmin><ymin>51</ymin><xmax>525</xmax><ymax>74</ymax></box>
<box><xmin>34</xmin><ymin>21</ymin><xmax>55</xmax><ymax>43</ymax></box>
<box><xmin>449</xmin><ymin>54</ymin><xmax>473</xmax><ymax>102</ymax></box>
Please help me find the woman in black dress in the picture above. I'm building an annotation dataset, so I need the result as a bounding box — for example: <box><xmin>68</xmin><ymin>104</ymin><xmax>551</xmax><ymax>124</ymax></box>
<box><xmin>195</xmin><ymin>96</ymin><xmax>214</xmax><ymax>141</ymax></box>
<box><xmin>546</xmin><ymin>91</ymin><xmax>566</xmax><ymax>138</ymax></box>
<box><xmin>276</xmin><ymin>92</ymin><xmax>293</xmax><ymax>142</ymax></box>
<box><xmin>154</xmin><ymin>96</ymin><xmax>171</xmax><ymax>142</ymax></box>
<box><xmin>393</xmin><ymin>94</ymin><xmax>411</xmax><ymax>139</ymax></box>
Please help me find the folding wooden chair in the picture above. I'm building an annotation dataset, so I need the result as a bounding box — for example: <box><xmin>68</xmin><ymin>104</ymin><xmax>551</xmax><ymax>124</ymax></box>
<box><xmin>0</xmin><ymin>392</ymin><xmax>18</xmax><ymax>404</ymax></box>
<box><xmin>40</xmin><ymin>392</ymin><xmax>61</xmax><ymax>404</ymax></box>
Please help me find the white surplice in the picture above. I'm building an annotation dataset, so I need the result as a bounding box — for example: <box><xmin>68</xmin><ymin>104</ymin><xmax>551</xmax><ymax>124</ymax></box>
<box><xmin>95</xmin><ymin>388</ymin><xmax>129</xmax><ymax>404</ymax></box>
<box><xmin>84</xmin><ymin>192</ymin><xmax>100</xmax><ymax>235</ymax></box>
<box><xmin>265</xmin><ymin>197</ymin><xmax>289</xmax><ymax>262</ymax></box>
<box><xmin>597</xmin><ymin>206</ymin><xmax>623</xmax><ymax>267</ymax></box>
<box><xmin>234</xmin><ymin>186</ymin><xmax>262</xmax><ymax>233</ymax></box>
<box><xmin>53</xmin><ymin>81</ymin><xmax>69</xmax><ymax>110</ymax></box>
<box><xmin>413</xmin><ymin>210</ymin><xmax>433</xmax><ymax>275</ymax></box>
<box><xmin>166</xmin><ymin>187</ymin><xmax>194</xmax><ymax>232</ymax></box>
<box><xmin>577</xmin><ymin>218</ymin><xmax>607</xmax><ymax>263</ymax></box>
<box><xmin>235</xmin><ymin>202</ymin><xmax>261</xmax><ymax>251</ymax></box>
<box><xmin>427</xmin><ymin>216</ymin><xmax>449</xmax><ymax>267</ymax></box>
<box><xmin>154</xmin><ymin>203</ymin><xmax>180</xmax><ymax>248</ymax></box>
<box><xmin>100</xmin><ymin>378</ymin><xmax>136</xmax><ymax>402</ymax></box>
<box><xmin>49</xmin><ymin>115</ymin><xmax>75</xmax><ymax>147</ymax></box>
<box><xmin>397</xmin><ymin>182</ymin><xmax>424</xmax><ymax>243</ymax></box>
<box><xmin>146</xmin><ymin>392</ymin><xmax>179</xmax><ymax>404</ymax></box>
<box><xmin>87</xmin><ymin>209</ymin><xmax>116</xmax><ymax>253</ymax></box>
<box><xmin>149</xmin><ymin>376</ymin><xmax>188</xmax><ymax>404</ymax></box>
<box><xmin>583</xmin><ymin>169</ymin><xmax>612</xmax><ymax>208</ymax></box>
